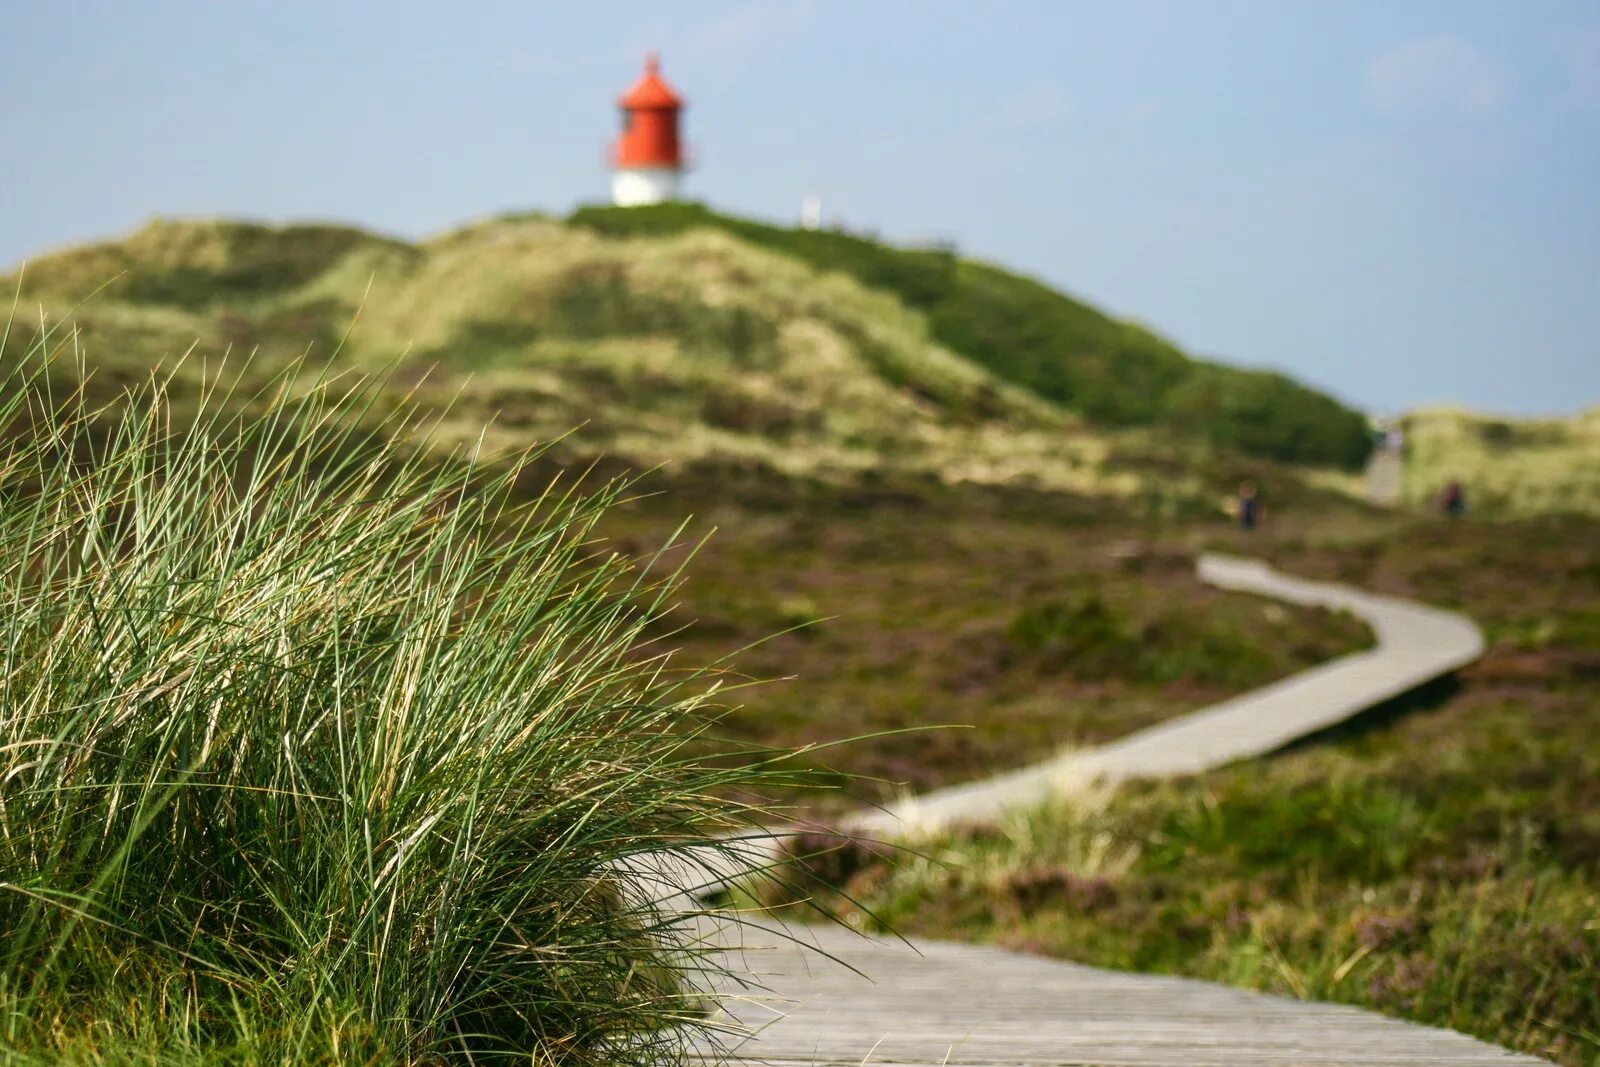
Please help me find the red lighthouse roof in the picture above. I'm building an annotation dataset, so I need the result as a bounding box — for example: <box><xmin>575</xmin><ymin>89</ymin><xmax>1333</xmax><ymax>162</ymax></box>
<box><xmin>619</xmin><ymin>53</ymin><xmax>682</xmax><ymax>110</ymax></box>
<box><xmin>613</xmin><ymin>53</ymin><xmax>685</xmax><ymax>171</ymax></box>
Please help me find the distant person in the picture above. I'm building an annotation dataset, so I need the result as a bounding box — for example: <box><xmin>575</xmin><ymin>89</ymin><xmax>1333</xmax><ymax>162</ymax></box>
<box><xmin>1237</xmin><ymin>481</ymin><xmax>1261</xmax><ymax>531</ymax></box>
<box><xmin>1441</xmin><ymin>479</ymin><xmax>1465</xmax><ymax>518</ymax></box>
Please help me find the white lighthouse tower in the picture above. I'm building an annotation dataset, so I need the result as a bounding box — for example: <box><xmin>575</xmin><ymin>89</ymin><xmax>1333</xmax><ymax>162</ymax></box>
<box><xmin>610</xmin><ymin>54</ymin><xmax>686</xmax><ymax>206</ymax></box>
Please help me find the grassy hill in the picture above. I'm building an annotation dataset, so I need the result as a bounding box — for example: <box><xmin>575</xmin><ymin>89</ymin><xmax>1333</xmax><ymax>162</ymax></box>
<box><xmin>570</xmin><ymin>203</ymin><xmax>1374</xmax><ymax>470</ymax></box>
<box><xmin>6</xmin><ymin>215</ymin><xmax>1133</xmax><ymax>497</ymax></box>
<box><xmin>1400</xmin><ymin>407</ymin><xmax>1600</xmax><ymax>517</ymax></box>
<box><xmin>5</xmin><ymin>208</ymin><xmax>1373</xmax><ymax>505</ymax></box>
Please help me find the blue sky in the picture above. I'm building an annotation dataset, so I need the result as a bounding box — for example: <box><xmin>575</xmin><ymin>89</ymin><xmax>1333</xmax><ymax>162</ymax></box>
<box><xmin>5</xmin><ymin>1</ymin><xmax>1597</xmax><ymax>415</ymax></box>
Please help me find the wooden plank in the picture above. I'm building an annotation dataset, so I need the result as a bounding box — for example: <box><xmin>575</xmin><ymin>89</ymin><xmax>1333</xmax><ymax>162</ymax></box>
<box><xmin>683</xmin><ymin>919</ymin><xmax>1543</xmax><ymax>1065</ymax></box>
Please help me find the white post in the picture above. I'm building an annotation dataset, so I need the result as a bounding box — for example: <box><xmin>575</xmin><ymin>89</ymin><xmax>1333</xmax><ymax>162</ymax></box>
<box><xmin>800</xmin><ymin>194</ymin><xmax>822</xmax><ymax>230</ymax></box>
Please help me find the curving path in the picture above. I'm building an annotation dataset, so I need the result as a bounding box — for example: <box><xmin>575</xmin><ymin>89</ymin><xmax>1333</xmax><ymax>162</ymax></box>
<box><xmin>669</xmin><ymin>555</ymin><xmax>1541</xmax><ymax>1065</ymax></box>
<box><xmin>853</xmin><ymin>553</ymin><xmax>1485</xmax><ymax>836</ymax></box>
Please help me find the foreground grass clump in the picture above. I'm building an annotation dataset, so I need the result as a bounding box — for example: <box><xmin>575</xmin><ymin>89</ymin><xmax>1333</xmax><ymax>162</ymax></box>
<box><xmin>0</xmin><ymin>353</ymin><xmax>773</xmax><ymax>1064</ymax></box>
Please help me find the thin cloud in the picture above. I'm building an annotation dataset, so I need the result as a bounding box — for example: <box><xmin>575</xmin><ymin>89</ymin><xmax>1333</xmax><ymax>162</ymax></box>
<box><xmin>998</xmin><ymin>78</ymin><xmax>1076</xmax><ymax>130</ymax></box>
<box><xmin>1365</xmin><ymin>33</ymin><xmax>1509</xmax><ymax>113</ymax></box>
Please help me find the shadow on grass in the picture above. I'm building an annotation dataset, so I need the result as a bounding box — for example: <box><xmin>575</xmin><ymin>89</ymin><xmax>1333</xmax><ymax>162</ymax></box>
<box><xmin>1277</xmin><ymin>672</ymin><xmax>1464</xmax><ymax>754</ymax></box>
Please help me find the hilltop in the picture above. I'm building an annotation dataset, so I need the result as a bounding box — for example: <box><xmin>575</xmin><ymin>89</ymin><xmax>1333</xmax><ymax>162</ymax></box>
<box><xmin>570</xmin><ymin>204</ymin><xmax>1373</xmax><ymax>470</ymax></box>
<box><xmin>3</xmin><ymin>216</ymin><xmax>1108</xmax><ymax>496</ymax></box>
<box><xmin>4</xmin><ymin>209</ymin><xmax>1372</xmax><ymax>506</ymax></box>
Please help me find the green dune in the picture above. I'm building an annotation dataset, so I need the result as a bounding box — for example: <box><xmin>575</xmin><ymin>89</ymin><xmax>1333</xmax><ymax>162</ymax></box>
<box><xmin>1400</xmin><ymin>407</ymin><xmax>1600</xmax><ymax>517</ymax></box>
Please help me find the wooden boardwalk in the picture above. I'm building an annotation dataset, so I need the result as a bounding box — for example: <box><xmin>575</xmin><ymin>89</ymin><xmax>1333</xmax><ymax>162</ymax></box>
<box><xmin>1366</xmin><ymin>447</ymin><xmax>1404</xmax><ymax>506</ymax></box>
<box><xmin>689</xmin><ymin>920</ymin><xmax>1542</xmax><ymax>1065</ymax></box>
<box><xmin>853</xmin><ymin>554</ymin><xmax>1485</xmax><ymax>835</ymax></box>
<box><xmin>665</xmin><ymin>555</ymin><xmax>1541</xmax><ymax>1064</ymax></box>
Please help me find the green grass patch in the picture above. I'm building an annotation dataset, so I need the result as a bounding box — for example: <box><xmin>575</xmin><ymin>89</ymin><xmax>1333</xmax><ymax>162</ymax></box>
<box><xmin>1006</xmin><ymin>580</ymin><xmax>1317</xmax><ymax>688</ymax></box>
<box><xmin>0</xmin><ymin>343</ymin><xmax>790</xmax><ymax>1063</ymax></box>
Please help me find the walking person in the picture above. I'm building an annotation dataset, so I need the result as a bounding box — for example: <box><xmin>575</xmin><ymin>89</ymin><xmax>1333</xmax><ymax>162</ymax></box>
<box><xmin>1237</xmin><ymin>481</ymin><xmax>1261</xmax><ymax>532</ymax></box>
<box><xmin>1441</xmin><ymin>479</ymin><xmax>1465</xmax><ymax>518</ymax></box>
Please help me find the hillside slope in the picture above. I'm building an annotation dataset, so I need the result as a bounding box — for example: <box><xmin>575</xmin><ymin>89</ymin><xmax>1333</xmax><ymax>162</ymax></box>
<box><xmin>570</xmin><ymin>203</ymin><xmax>1374</xmax><ymax>470</ymax></box>
<box><xmin>6</xmin><ymin>209</ymin><xmax>1373</xmax><ymax>503</ymax></box>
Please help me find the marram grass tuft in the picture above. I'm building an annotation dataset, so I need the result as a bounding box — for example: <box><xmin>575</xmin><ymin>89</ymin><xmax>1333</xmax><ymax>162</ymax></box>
<box><xmin>0</xmin><ymin>331</ymin><xmax>787</xmax><ymax>1064</ymax></box>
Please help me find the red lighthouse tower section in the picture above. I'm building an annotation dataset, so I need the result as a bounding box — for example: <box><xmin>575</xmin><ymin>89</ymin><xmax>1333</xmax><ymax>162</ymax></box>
<box><xmin>611</xmin><ymin>54</ymin><xmax>685</xmax><ymax>206</ymax></box>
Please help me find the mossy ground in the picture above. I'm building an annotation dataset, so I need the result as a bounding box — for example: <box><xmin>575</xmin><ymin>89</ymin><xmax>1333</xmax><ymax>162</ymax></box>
<box><xmin>599</xmin><ymin>470</ymin><xmax>1370</xmax><ymax>808</ymax></box>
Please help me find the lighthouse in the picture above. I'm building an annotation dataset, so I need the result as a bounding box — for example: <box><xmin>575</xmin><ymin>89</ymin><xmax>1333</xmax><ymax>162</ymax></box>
<box><xmin>610</xmin><ymin>54</ymin><xmax>685</xmax><ymax>207</ymax></box>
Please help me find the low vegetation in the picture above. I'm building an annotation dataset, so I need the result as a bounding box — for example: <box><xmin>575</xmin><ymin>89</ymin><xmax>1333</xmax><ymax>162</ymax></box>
<box><xmin>0</xmin><ymin>348</ymin><xmax>784</xmax><ymax>1064</ymax></box>
<box><xmin>1400</xmin><ymin>406</ymin><xmax>1600</xmax><ymax>517</ymax></box>
<box><xmin>605</xmin><ymin>477</ymin><xmax>1371</xmax><ymax>806</ymax></box>
<box><xmin>569</xmin><ymin>203</ymin><xmax>1374</xmax><ymax>471</ymax></box>
<box><xmin>772</xmin><ymin>515</ymin><xmax>1600</xmax><ymax>1065</ymax></box>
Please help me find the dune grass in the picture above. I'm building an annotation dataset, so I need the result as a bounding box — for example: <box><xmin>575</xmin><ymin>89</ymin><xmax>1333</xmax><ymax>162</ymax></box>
<box><xmin>0</xmin><ymin>340</ymin><xmax>788</xmax><ymax>1063</ymax></box>
<box><xmin>568</xmin><ymin>203</ymin><xmax>1374</xmax><ymax>471</ymax></box>
<box><xmin>1401</xmin><ymin>406</ymin><xmax>1600</xmax><ymax>517</ymax></box>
